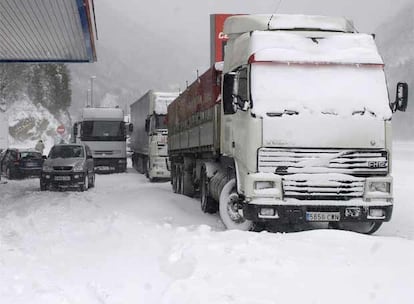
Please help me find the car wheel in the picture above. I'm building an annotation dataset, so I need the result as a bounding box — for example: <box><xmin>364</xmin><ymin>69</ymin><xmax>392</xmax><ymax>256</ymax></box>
<box><xmin>89</xmin><ymin>172</ymin><xmax>95</xmax><ymax>188</ymax></box>
<box><xmin>80</xmin><ymin>174</ymin><xmax>89</xmax><ymax>192</ymax></box>
<box><xmin>40</xmin><ymin>180</ymin><xmax>47</xmax><ymax>191</ymax></box>
<box><xmin>6</xmin><ymin>167</ymin><xmax>13</xmax><ymax>180</ymax></box>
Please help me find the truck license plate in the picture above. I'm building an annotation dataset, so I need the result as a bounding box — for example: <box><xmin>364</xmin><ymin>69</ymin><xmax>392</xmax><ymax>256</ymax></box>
<box><xmin>55</xmin><ymin>176</ymin><xmax>70</xmax><ymax>181</ymax></box>
<box><xmin>306</xmin><ymin>212</ymin><xmax>340</xmax><ymax>222</ymax></box>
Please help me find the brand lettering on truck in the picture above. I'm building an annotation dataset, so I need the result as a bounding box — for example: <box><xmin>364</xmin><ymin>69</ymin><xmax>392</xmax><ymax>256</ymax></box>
<box><xmin>218</xmin><ymin>32</ymin><xmax>228</xmax><ymax>40</ymax></box>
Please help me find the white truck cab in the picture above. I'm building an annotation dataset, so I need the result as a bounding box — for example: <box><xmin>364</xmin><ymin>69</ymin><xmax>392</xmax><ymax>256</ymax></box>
<box><xmin>219</xmin><ymin>14</ymin><xmax>408</xmax><ymax>233</ymax></box>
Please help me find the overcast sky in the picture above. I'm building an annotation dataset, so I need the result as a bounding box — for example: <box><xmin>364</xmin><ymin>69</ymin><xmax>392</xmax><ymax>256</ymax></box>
<box><xmin>106</xmin><ymin>0</ymin><xmax>411</xmax><ymax>33</ymax></box>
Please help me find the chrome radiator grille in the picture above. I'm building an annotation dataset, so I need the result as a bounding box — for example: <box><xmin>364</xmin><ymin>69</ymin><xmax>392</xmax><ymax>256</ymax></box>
<box><xmin>283</xmin><ymin>174</ymin><xmax>365</xmax><ymax>200</ymax></box>
<box><xmin>258</xmin><ymin>148</ymin><xmax>388</xmax><ymax>177</ymax></box>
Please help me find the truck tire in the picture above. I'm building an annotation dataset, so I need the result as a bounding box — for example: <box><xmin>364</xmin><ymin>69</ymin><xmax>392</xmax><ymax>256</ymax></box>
<box><xmin>200</xmin><ymin>168</ymin><xmax>218</xmax><ymax>213</ymax></box>
<box><xmin>181</xmin><ymin>168</ymin><xmax>195</xmax><ymax>197</ymax></box>
<box><xmin>219</xmin><ymin>179</ymin><xmax>253</xmax><ymax>231</ymax></box>
<box><xmin>330</xmin><ymin>221</ymin><xmax>382</xmax><ymax>235</ymax></box>
<box><xmin>171</xmin><ymin>163</ymin><xmax>179</xmax><ymax>193</ymax></box>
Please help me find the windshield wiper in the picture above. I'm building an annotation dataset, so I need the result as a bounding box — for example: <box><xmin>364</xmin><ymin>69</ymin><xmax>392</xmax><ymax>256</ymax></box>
<box><xmin>352</xmin><ymin>107</ymin><xmax>376</xmax><ymax>117</ymax></box>
<box><xmin>266</xmin><ymin>109</ymin><xmax>299</xmax><ymax>117</ymax></box>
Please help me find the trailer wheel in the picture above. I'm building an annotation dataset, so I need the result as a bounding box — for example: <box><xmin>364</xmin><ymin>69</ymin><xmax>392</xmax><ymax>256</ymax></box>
<box><xmin>171</xmin><ymin>164</ymin><xmax>179</xmax><ymax>193</ymax></box>
<box><xmin>219</xmin><ymin>179</ymin><xmax>253</xmax><ymax>231</ymax></box>
<box><xmin>330</xmin><ymin>222</ymin><xmax>382</xmax><ymax>235</ymax></box>
<box><xmin>181</xmin><ymin>169</ymin><xmax>195</xmax><ymax>197</ymax></box>
<box><xmin>200</xmin><ymin>168</ymin><xmax>218</xmax><ymax>213</ymax></box>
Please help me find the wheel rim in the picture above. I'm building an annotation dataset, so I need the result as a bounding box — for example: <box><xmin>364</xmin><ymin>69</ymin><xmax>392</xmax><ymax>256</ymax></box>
<box><xmin>226</xmin><ymin>192</ymin><xmax>244</xmax><ymax>223</ymax></box>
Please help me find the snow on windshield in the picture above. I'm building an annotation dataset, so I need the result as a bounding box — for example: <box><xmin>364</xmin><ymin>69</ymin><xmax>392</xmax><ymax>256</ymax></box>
<box><xmin>250</xmin><ymin>63</ymin><xmax>392</xmax><ymax>119</ymax></box>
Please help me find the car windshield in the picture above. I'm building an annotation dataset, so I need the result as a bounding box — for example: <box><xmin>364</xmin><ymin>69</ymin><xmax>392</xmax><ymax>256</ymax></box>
<box><xmin>49</xmin><ymin>145</ymin><xmax>84</xmax><ymax>159</ymax></box>
<box><xmin>20</xmin><ymin>151</ymin><xmax>42</xmax><ymax>159</ymax></box>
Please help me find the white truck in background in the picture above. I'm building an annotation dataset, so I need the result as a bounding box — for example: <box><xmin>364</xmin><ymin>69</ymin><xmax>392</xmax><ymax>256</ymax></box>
<box><xmin>167</xmin><ymin>14</ymin><xmax>408</xmax><ymax>234</ymax></box>
<box><xmin>72</xmin><ymin>107</ymin><xmax>127</xmax><ymax>173</ymax></box>
<box><xmin>129</xmin><ymin>90</ymin><xmax>178</xmax><ymax>181</ymax></box>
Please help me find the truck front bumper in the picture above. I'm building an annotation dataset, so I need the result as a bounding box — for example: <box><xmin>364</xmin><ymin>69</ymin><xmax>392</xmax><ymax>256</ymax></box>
<box><xmin>94</xmin><ymin>158</ymin><xmax>127</xmax><ymax>173</ymax></box>
<box><xmin>242</xmin><ymin>200</ymin><xmax>393</xmax><ymax>224</ymax></box>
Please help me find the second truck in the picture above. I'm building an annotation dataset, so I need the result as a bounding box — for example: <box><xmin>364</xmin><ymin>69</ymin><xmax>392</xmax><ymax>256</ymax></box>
<box><xmin>130</xmin><ymin>90</ymin><xmax>178</xmax><ymax>181</ymax></box>
<box><xmin>167</xmin><ymin>14</ymin><xmax>408</xmax><ymax>233</ymax></box>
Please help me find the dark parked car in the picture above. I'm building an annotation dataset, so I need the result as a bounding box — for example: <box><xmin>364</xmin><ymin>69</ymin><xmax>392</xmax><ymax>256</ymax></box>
<box><xmin>0</xmin><ymin>148</ymin><xmax>44</xmax><ymax>179</ymax></box>
<box><xmin>40</xmin><ymin>144</ymin><xmax>95</xmax><ymax>191</ymax></box>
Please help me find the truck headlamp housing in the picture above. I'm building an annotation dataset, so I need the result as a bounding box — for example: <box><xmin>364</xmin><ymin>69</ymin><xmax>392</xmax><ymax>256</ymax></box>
<box><xmin>255</xmin><ymin>181</ymin><xmax>274</xmax><ymax>190</ymax></box>
<box><xmin>368</xmin><ymin>181</ymin><xmax>390</xmax><ymax>193</ymax></box>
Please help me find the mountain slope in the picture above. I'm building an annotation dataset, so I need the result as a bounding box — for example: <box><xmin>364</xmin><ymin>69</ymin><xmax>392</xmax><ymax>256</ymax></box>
<box><xmin>376</xmin><ymin>3</ymin><xmax>414</xmax><ymax>139</ymax></box>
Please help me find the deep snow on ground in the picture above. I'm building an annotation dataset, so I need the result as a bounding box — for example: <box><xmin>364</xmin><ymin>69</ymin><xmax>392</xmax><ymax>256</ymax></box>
<box><xmin>0</xmin><ymin>142</ymin><xmax>414</xmax><ymax>303</ymax></box>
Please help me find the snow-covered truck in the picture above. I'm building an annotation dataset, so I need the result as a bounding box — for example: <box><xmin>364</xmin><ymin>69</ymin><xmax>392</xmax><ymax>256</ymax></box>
<box><xmin>167</xmin><ymin>14</ymin><xmax>408</xmax><ymax>233</ymax></box>
<box><xmin>130</xmin><ymin>90</ymin><xmax>178</xmax><ymax>181</ymax></box>
<box><xmin>72</xmin><ymin>107</ymin><xmax>127</xmax><ymax>173</ymax></box>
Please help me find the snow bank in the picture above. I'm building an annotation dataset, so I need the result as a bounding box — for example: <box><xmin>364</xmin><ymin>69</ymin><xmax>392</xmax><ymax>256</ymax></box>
<box><xmin>1</xmin><ymin>143</ymin><xmax>414</xmax><ymax>303</ymax></box>
<box><xmin>7</xmin><ymin>97</ymin><xmax>71</xmax><ymax>154</ymax></box>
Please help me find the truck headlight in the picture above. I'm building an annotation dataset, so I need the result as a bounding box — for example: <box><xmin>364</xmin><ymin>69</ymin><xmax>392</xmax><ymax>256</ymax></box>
<box><xmin>368</xmin><ymin>181</ymin><xmax>390</xmax><ymax>193</ymax></box>
<box><xmin>255</xmin><ymin>181</ymin><xmax>274</xmax><ymax>190</ymax></box>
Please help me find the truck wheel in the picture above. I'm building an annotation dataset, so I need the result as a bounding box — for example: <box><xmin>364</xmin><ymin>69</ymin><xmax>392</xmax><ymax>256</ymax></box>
<box><xmin>182</xmin><ymin>169</ymin><xmax>195</xmax><ymax>197</ymax></box>
<box><xmin>219</xmin><ymin>179</ymin><xmax>253</xmax><ymax>231</ymax></box>
<box><xmin>171</xmin><ymin>164</ymin><xmax>179</xmax><ymax>193</ymax></box>
<box><xmin>330</xmin><ymin>222</ymin><xmax>382</xmax><ymax>235</ymax></box>
<box><xmin>200</xmin><ymin>168</ymin><xmax>218</xmax><ymax>213</ymax></box>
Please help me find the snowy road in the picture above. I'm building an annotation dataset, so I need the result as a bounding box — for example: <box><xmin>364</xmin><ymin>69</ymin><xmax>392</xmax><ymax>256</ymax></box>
<box><xmin>1</xmin><ymin>142</ymin><xmax>414</xmax><ymax>303</ymax></box>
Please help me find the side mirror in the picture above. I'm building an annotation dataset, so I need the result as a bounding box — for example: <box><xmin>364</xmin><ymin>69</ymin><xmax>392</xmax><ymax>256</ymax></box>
<box><xmin>42</xmin><ymin>155</ymin><xmax>47</xmax><ymax>160</ymax></box>
<box><xmin>145</xmin><ymin>118</ymin><xmax>150</xmax><ymax>133</ymax></box>
<box><xmin>128</xmin><ymin>123</ymin><xmax>133</xmax><ymax>133</ymax></box>
<box><xmin>392</xmin><ymin>82</ymin><xmax>408</xmax><ymax>112</ymax></box>
<box><xmin>223</xmin><ymin>73</ymin><xmax>236</xmax><ymax>115</ymax></box>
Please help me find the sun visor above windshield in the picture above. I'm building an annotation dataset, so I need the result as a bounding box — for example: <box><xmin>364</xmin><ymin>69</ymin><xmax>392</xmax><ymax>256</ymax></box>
<box><xmin>224</xmin><ymin>14</ymin><xmax>355</xmax><ymax>36</ymax></box>
<box><xmin>225</xmin><ymin>31</ymin><xmax>383</xmax><ymax>72</ymax></box>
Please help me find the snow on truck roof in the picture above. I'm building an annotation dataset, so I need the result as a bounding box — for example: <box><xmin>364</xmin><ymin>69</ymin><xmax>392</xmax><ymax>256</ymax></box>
<box><xmin>224</xmin><ymin>14</ymin><xmax>355</xmax><ymax>35</ymax></box>
<box><xmin>82</xmin><ymin>107</ymin><xmax>124</xmax><ymax>121</ymax></box>
<box><xmin>225</xmin><ymin>31</ymin><xmax>383</xmax><ymax>72</ymax></box>
<box><xmin>152</xmin><ymin>92</ymin><xmax>179</xmax><ymax>115</ymax></box>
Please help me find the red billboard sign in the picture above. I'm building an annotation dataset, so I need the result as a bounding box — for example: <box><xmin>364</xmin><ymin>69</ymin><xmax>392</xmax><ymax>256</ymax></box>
<box><xmin>210</xmin><ymin>14</ymin><xmax>238</xmax><ymax>66</ymax></box>
<box><xmin>57</xmin><ymin>124</ymin><xmax>65</xmax><ymax>135</ymax></box>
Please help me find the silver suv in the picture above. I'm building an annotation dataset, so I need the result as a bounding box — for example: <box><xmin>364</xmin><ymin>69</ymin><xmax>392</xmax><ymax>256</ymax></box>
<box><xmin>40</xmin><ymin>144</ymin><xmax>95</xmax><ymax>191</ymax></box>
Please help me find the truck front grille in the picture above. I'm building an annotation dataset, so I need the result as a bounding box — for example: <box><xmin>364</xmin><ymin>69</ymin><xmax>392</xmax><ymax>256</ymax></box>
<box><xmin>258</xmin><ymin>148</ymin><xmax>388</xmax><ymax>177</ymax></box>
<box><xmin>283</xmin><ymin>174</ymin><xmax>365</xmax><ymax>200</ymax></box>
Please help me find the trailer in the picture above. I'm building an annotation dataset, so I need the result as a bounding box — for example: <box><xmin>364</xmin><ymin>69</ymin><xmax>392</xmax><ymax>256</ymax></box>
<box><xmin>130</xmin><ymin>90</ymin><xmax>178</xmax><ymax>181</ymax></box>
<box><xmin>167</xmin><ymin>14</ymin><xmax>408</xmax><ymax>233</ymax></box>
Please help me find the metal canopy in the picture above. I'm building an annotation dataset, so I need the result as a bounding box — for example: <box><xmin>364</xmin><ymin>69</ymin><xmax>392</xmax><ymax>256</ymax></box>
<box><xmin>0</xmin><ymin>0</ymin><xmax>97</xmax><ymax>63</ymax></box>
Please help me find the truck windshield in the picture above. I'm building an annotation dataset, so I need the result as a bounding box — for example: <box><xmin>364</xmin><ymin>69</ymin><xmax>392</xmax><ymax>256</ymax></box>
<box><xmin>81</xmin><ymin>121</ymin><xmax>125</xmax><ymax>141</ymax></box>
<box><xmin>250</xmin><ymin>63</ymin><xmax>392</xmax><ymax>119</ymax></box>
<box><xmin>155</xmin><ymin>115</ymin><xmax>167</xmax><ymax>129</ymax></box>
<box><xmin>49</xmin><ymin>145</ymin><xmax>84</xmax><ymax>159</ymax></box>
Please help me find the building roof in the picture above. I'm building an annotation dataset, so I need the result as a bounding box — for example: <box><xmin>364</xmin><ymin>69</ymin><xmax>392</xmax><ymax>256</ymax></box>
<box><xmin>0</xmin><ymin>0</ymin><xmax>97</xmax><ymax>63</ymax></box>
